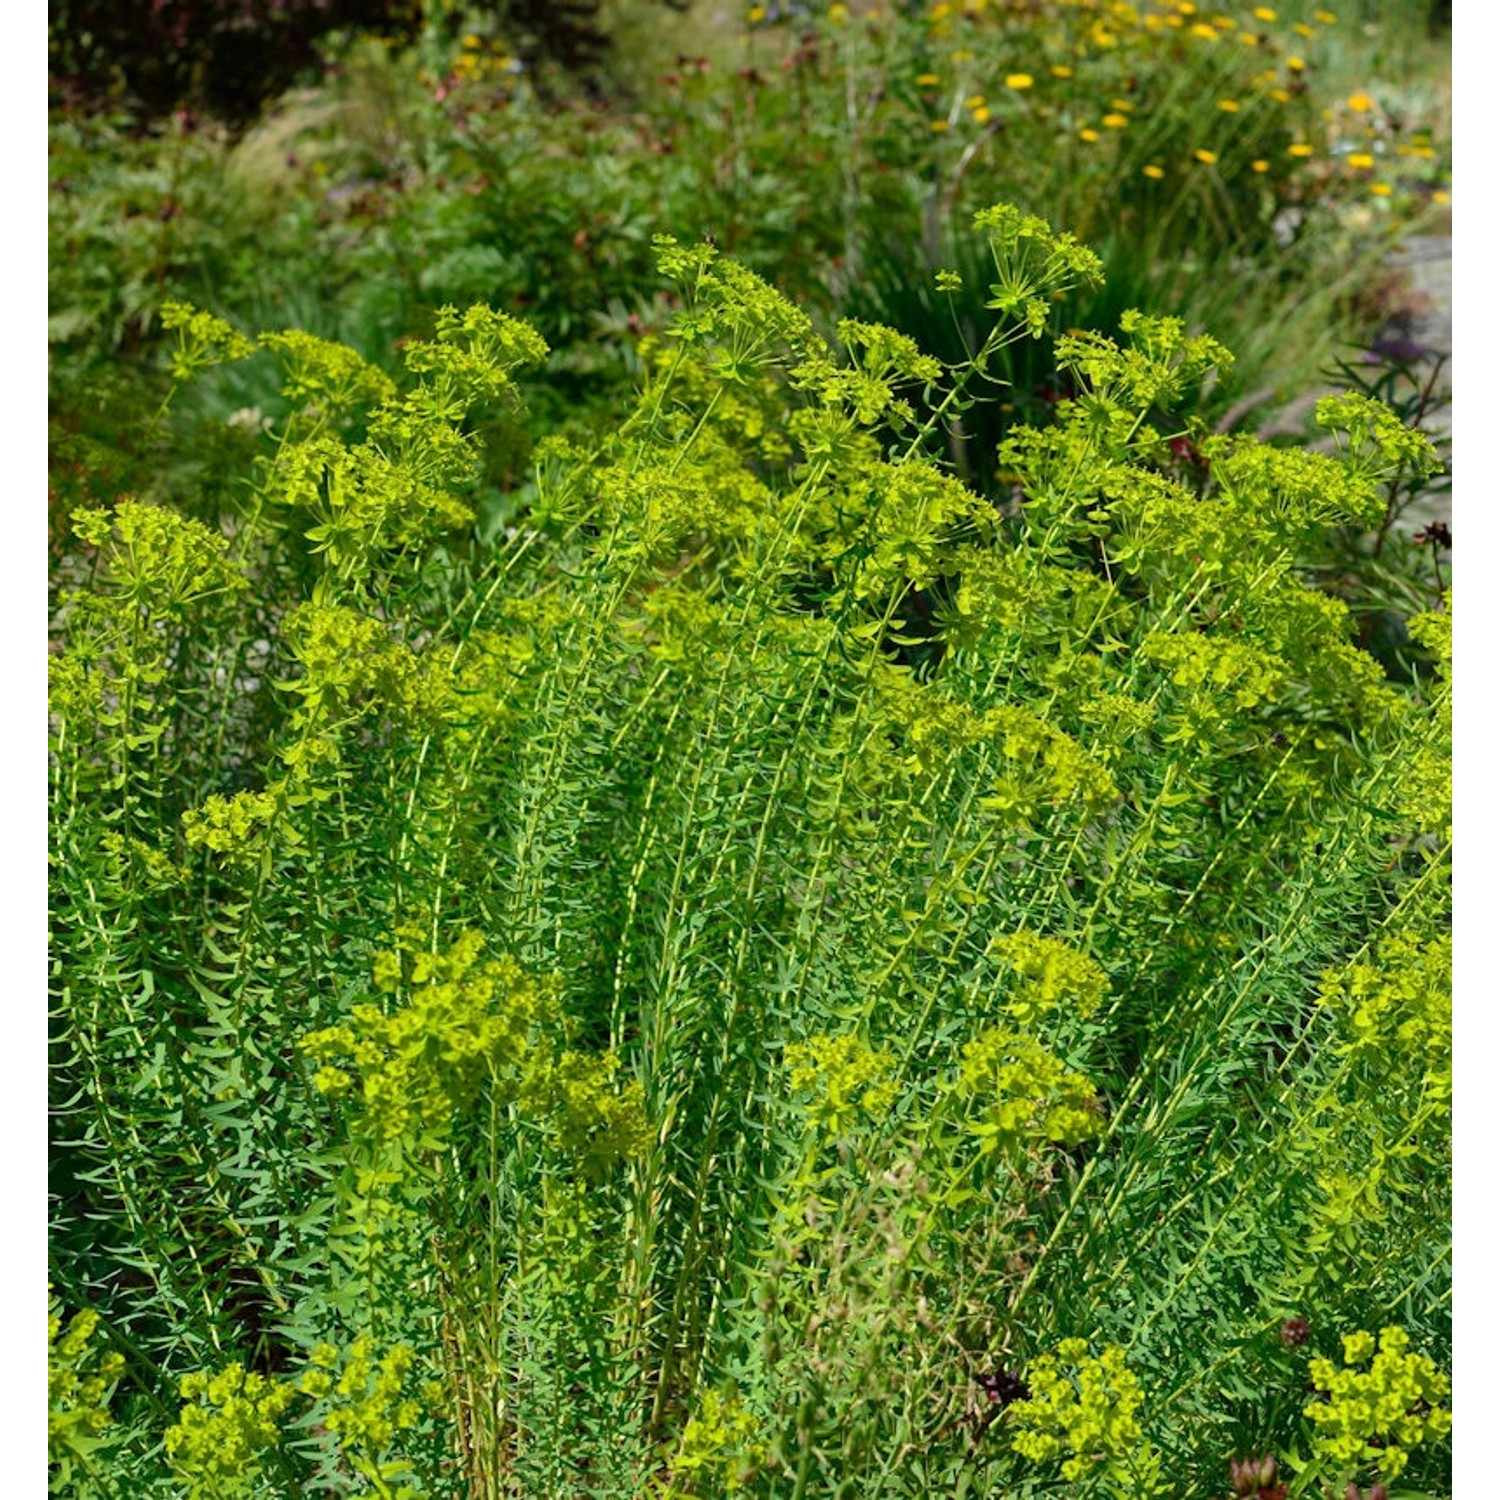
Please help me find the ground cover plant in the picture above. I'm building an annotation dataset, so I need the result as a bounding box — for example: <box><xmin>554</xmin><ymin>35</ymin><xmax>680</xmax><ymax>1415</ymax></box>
<box><xmin>49</xmin><ymin>195</ymin><xmax>1450</xmax><ymax>1496</ymax></box>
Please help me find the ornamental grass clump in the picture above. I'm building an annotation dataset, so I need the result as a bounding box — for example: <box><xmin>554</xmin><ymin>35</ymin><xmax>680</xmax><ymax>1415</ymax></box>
<box><xmin>49</xmin><ymin>202</ymin><xmax>1449</xmax><ymax>1497</ymax></box>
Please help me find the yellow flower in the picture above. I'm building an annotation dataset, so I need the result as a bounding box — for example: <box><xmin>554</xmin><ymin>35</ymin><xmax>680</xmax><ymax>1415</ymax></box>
<box><xmin>972</xmin><ymin>105</ymin><xmax>991</xmax><ymax>122</ymax></box>
<box><xmin>1288</xmin><ymin>142</ymin><xmax>1313</xmax><ymax>156</ymax></box>
<box><xmin>1287</xmin><ymin>55</ymin><xmax>1306</xmax><ymax>70</ymax></box>
<box><xmin>1103</xmin><ymin>112</ymin><xmax>1128</xmax><ymax>127</ymax></box>
<box><xmin>1253</xmin><ymin>5</ymin><xmax>1277</xmax><ymax>19</ymax></box>
<box><xmin>966</xmin><ymin>93</ymin><xmax>986</xmax><ymax>107</ymax></box>
<box><xmin>461</xmin><ymin>32</ymin><xmax>482</xmax><ymax>49</ymax></box>
<box><xmin>829</xmin><ymin>1</ymin><xmax>849</xmax><ymax>20</ymax></box>
<box><xmin>1251</xmin><ymin>158</ymin><xmax>1269</xmax><ymax>171</ymax></box>
<box><xmin>1370</xmin><ymin>182</ymin><xmax>1392</xmax><ymax>195</ymax></box>
<box><xmin>1079</xmin><ymin>127</ymin><xmax>1101</xmax><ymax>141</ymax></box>
<box><xmin>1005</xmin><ymin>73</ymin><xmax>1035</xmax><ymax>88</ymax></box>
<box><xmin>930</xmin><ymin>119</ymin><xmax>950</xmax><ymax>131</ymax></box>
<box><xmin>1218</xmin><ymin>98</ymin><xmax>1240</xmax><ymax>111</ymax></box>
<box><xmin>1239</xmin><ymin>30</ymin><xmax>1259</xmax><ymax>42</ymax></box>
<box><xmin>916</xmin><ymin>72</ymin><xmax>940</xmax><ymax>85</ymax></box>
<box><xmin>1269</xmin><ymin>87</ymin><xmax>1292</xmax><ymax>102</ymax></box>
<box><xmin>1294</xmin><ymin>21</ymin><xmax>1314</xmax><ymax>35</ymax></box>
<box><xmin>1347</xmin><ymin>152</ymin><xmax>1374</xmax><ymax>168</ymax></box>
<box><xmin>1194</xmin><ymin>148</ymin><xmax>1218</xmax><ymax>163</ymax></box>
<box><xmin>1432</xmin><ymin>190</ymin><xmax>1450</xmax><ymax>203</ymax></box>
<box><xmin>1051</xmin><ymin>64</ymin><xmax>1075</xmax><ymax>77</ymax></box>
<box><xmin>1214</xmin><ymin>13</ymin><xmax>1236</xmax><ymax>28</ymax></box>
<box><xmin>951</xmin><ymin>47</ymin><xmax>975</xmax><ymax>61</ymax></box>
<box><xmin>1177</xmin><ymin>0</ymin><xmax>1196</xmax><ymax>11</ymax></box>
<box><xmin>1315</xmin><ymin>8</ymin><xmax>1337</xmax><ymax>19</ymax></box>
<box><xmin>1143</xmin><ymin>163</ymin><xmax>1165</xmax><ymax>178</ymax></box>
<box><xmin>1111</xmin><ymin>98</ymin><xmax>1133</xmax><ymax>111</ymax></box>
<box><xmin>1191</xmin><ymin>21</ymin><xmax>1218</xmax><ymax>37</ymax></box>
<box><xmin>747</xmin><ymin>3</ymin><xmax>767</xmax><ymax>19</ymax></box>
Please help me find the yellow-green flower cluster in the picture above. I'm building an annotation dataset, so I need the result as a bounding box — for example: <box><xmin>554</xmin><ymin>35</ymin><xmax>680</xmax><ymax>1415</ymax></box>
<box><xmin>1304</xmin><ymin>1326</ymin><xmax>1451</xmax><ymax>1478</ymax></box>
<box><xmin>260</xmin><ymin>328</ymin><xmax>396</xmax><ymax>419</ymax></box>
<box><xmin>954</xmin><ymin>1027</ymin><xmax>1105</xmax><ymax>1154</ymax></box>
<box><xmin>280</xmin><ymin>601</ymin><xmax>438</xmax><ymax>768</ymax></box>
<box><xmin>654</xmin><ymin>233</ymin><xmax>821</xmax><ymax>377</ymax></box>
<box><xmin>71</xmin><ymin>500</ymin><xmax>247</xmax><ymax>616</ymax></box>
<box><xmin>1009</xmin><ymin>1340</ymin><xmax>1159</xmax><ymax>1488</ymax></box>
<box><xmin>1392</xmin><ymin>599</ymin><xmax>1451</xmax><ymax>840</ymax></box>
<box><xmin>786</xmin><ymin>1032</ymin><xmax>901</xmax><ymax>1136</ymax></box>
<box><xmin>302</xmin><ymin>930</ymin><xmax>561</xmax><ymax>1142</ymax></box>
<box><xmin>985</xmin><ymin>703</ymin><xmax>1121</xmax><ymax>816</ymax></box>
<box><xmin>48</xmin><ymin>1297</ymin><xmax>124</xmax><ymax>1466</ymax></box>
<box><xmin>990</xmin><ymin>928</ymin><xmax>1109</xmax><ymax>1025</ymax></box>
<box><xmin>973</xmin><ymin>202</ymin><xmax>1105</xmax><ymax>335</ymax></box>
<box><xmin>1057</xmin><ymin>311</ymin><xmax>1232</xmax><ymax>417</ymax></box>
<box><xmin>160</xmin><ymin>300</ymin><xmax>255</xmax><ymax>383</ymax></box>
<box><xmin>182</xmin><ymin>788</ymin><xmax>281</xmax><ymax>859</ymax></box>
<box><xmin>1142</xmin><ymin>629</ymin><xmax>1288</xmax><ymax>745</ymax></box>
<box><xmin>1317</xmin><ymin>392</ymin><xmax>1441</xmax><ymax>487</ymax></box>
<box><xmin>164</xmin><ymin>1361</ymin><xmax>300</xmax><ymax>1498</ymax></box>
<box><xmin>314</xmin><ymin>1338</ymin><xmax>425</xmax><ymax>1461</ymax></box>
<box><xmin>661</xmin><ymin>1387</ymin><xmax>766</xmax><ymax>1497</ymax></box>
<box><xmin>1318</xmin><ymin>932</ymin><xmax>1450</xmax><ymax>1103</ymax></box>
<box><xmin>303</xmin><ymin>930</ymin><xmax>648</xmax><ymax>1166</ymax></box>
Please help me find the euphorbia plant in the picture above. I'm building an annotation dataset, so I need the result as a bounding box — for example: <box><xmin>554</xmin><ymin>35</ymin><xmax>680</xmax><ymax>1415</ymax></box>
<box><xmin>49</xmin><ymin>203</ymin><xmax>1450</xmax><ymax>1498</ymax></box>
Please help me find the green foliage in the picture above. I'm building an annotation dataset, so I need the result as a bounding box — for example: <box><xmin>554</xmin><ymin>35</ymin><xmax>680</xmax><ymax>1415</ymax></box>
<box><xmin>49</xmin><ymin>203</ymin><xmax>1450</xmax><ymax>1498</ymax></box>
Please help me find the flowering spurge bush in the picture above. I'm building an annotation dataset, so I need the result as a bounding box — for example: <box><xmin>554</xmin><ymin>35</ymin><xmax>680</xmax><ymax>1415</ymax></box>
<box><xmin>48</xmin><ymin>203</ymin><xmax>1449</xmax><ymax>1497</ymax></box>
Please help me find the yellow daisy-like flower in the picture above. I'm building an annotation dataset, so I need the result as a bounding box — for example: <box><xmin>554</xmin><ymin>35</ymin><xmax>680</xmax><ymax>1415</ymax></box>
<box><xmin>1253</xmin><ymin>5</ymin><xmax>1276</xmax><ymax>18</ymax></box>
<box><xmin>1177</xmin><ymin>0</ymin><xmax>1196</xmax><ymax>12</ymax></box>
<box><xmin>931</xmin><ymin>119</ymin><xmax>951</xmax><ymax>131</ymax></box>
<box><xmin>1370</xmin><ymin>182</ymin><xmax>1392</xmax><ymax>195</ymax></box>
<box><xmin>1079</xmin><ymin>127</ymin><xmax>1101</xmax><ymax>141</ymax></box>
<box><xmin>1215</xmin><ymin>14</ymin><xmax>1236</xmax><ymax>28</ymax></box>
<box><xmin>916</xmin><ymin>72</ymin><xmax>941</xmax><ymax>85</ymax></box>
<box><xmin>1287</xmin><ymin>55</ymin><xmax>1306</xmax><ymax>70</ymax></box>
<box><xmin>1268</xmin><ymin>87</ymin><xmax>1292</xmax><ymax>102</ymax></box>
<box><xmin>1111</xmin><ymin>98</ymin><xmax>1133</xmax><ymax>111</ymax></box>
<box><xmin>1294</xmin><ymin>21</ymin><xmax>1314</xmax><ymax>35</ymax></box>
<box><xmin>1218</xmin><ymin>98</ymin><xmax>1240</xmax><ymax>111</ymax></box>
<box><xmin>1102</xmin><ymin>112</ymin><xmax>1128</xmax><ymax>127</ymax></box>
<box><xmin>1143</xmin><ymin>163</ymin><xmax>1165</xmax><ymax>178</ymax></box>
<box><xmin>972</xmin><ymin>104</ymin><xmax>991</xmax><ymax>122</ymax></box>
<box><xmin>1315</xmin><ymin>8</ymin><xmax>1337</xmax><ymax>19</ymax></box>
<box><xmin>1347</xmin><ymin>152</ymin><xmax>1374</xmax><ymax>168</ymax></box>
<box><xmin>1051</xmin><ymin>64</ymin><xmax>1074</xmax><ymax>77</ymax></box>
<box><xmin>966</xmin><ymin>93</ymin><xmax>986</xmax><ymax>106</ymax></box>
<box><xmin>1005</xmin><ymin>73</ymin><xmax>1035</xmax><ymax>88</ymax></box>
<box><xmin>747</xmin><ymin>4</ymin><xmax>767</xmax><ymax>20</ymax></box>
<box><xmin>1432</xmin><ymin>190</ymin><xmax>1450</xmax><ymax>203</ymax></box>
<box><xmin>1239</xmin><ymin>30</ymin><xmax>1259</xmax><ymax>42</ymax></box>
<box><xmin>829</xmin><ymin>2</ymin><xmax>849</xmax><ymax>20</ymax></box>
<box><xmin>461</xmin><ymin>32</ymin><xmax>482</xmax><ymax>49</ymax></box>
<box><xmin>1288</xmin><ymin>142</ymin><xmax>1313</xmax><ymax>156</ymax></box>
<box><xmin>1194</xmin><ymin>148</ymin><xmax>1218</xmax><ymax>163</ymax></box>
<box><xmin>1191</xmin><ymin>21</ymin><xmax>1218</xmax><ymax>37</ymax></box>
<box><xmin>1251</xmin><ymin>158</ymin><xmax>1269</xmax><ymax>171</ymax></box>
